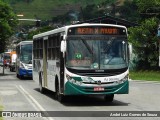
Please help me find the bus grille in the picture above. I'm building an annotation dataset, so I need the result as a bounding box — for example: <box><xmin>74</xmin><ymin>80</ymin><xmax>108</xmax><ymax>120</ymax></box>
<box><xmin>78</xmin><ymin>72</ymin><xmax>121</xmax><ymax>77</ymax></box>
<box><xmin>82</xmin><ymin>82</ymin><xmax>114</xmax><ymax>84</ymax></box>
<box><xmin>82</xmin><ymin>87</ymin><xmax>117</xmax><ymax>93</ymax></box>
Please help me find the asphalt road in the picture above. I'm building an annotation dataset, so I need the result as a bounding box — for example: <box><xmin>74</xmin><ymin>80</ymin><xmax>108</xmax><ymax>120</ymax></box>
<box><xmin>0</xmin><ymin>67</ymin><xmax>160</xmax><ymax>120</ymax></box>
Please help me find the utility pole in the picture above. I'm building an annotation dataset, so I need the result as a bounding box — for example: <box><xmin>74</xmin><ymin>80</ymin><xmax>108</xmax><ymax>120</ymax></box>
<box><xmin>3</xmin><ymin>63</ymin><xmax>4</xmax><ymax>75</ymax></box>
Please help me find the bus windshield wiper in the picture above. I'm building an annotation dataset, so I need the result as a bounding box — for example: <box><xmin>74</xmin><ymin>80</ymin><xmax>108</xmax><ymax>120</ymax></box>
<box><xmin>81</xmin><ymin>39</ymin><xmax>93</xmax><ymax>54</ymax></box>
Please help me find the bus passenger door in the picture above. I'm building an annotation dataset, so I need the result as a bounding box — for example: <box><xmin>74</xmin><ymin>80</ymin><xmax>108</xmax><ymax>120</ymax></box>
<box><xmin>43</xmin><ymin>38</ymin><xmax>48</xmax><ymax>88</ymax></box>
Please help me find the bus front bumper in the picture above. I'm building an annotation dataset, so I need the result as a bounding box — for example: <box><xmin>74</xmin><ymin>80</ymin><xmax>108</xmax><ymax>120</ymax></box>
<box><xmin>64</xmin><ymin>80</ymin><xmax>129</xmax><ymax>95</ymax></box>
<box><xmin>19</xmin><ymin>68</ymin><xmax>32</xmax><ymax>77</ymax></box>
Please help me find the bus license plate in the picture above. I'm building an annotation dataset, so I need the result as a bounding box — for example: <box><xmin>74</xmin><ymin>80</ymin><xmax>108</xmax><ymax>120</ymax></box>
<box><xmin>94</xmin><ymin>87</ymin><xmax>104</xmax><ymax>91</ymax></box>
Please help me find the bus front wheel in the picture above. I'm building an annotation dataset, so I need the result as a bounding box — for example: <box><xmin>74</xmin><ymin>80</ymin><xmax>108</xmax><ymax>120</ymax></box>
<box><xmin>104</xmin><ymin>94</ymin><xmax>114</xmax><ymax>102</ymax></box>
<box><xmin>55</xmin><ymin>81</ymin><xmax>65</xmax><ymax>102</ymax></box>
<box><xmin>39</xmin><ymin>73</ymin><xmax>45</xmax><ymax>93</ymax></box>
<box><xmin>16</xmin><ymin>74</ymin><xmax>19</xmax><ymax>78</ymax></box>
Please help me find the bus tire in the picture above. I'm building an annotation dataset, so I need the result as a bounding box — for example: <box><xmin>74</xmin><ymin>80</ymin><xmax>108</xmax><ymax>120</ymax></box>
<box><xmin>19</xmin><ymin>75</ymin><xmax>23</xmax><ymax>80</ymax></box>
<box><xmin>10</xmin><ymin>68</ymin><xmax>12</xmax><ymax>72</ymax></box>
<box><xmin>55</xmin><ymin>80</ymin><xmax>65</xmax><ymax>102</ymax></box>
<box><xmin>104</xmin><ymin>94</ymin><xmax>114</xmax><ymax>102</ymax></box>
<box><xmin>16</xmin><ymin>74</ymin><xmax>19</xmax><ymax>78</ymax></box>
<box><xmin>39</xmin><ymin>73</ymin><xmax>45</xmax><ymax>93</ymax></box>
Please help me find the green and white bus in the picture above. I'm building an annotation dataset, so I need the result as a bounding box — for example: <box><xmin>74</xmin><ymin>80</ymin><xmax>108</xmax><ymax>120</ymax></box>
<box><xmin>33</xmin><ymin>23</ymin><xmax>129</xmax><ymax>102</ymax></box>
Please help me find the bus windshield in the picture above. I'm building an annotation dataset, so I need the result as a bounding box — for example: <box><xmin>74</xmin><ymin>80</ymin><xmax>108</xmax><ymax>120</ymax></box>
<box><xmin>20</xmin><ymin>44</ymin><xmax>32</xmax><ymax>64</ymax></box>
<box><xmin>3</xmin><ymin>53</ymin><xmax>10</xmax><ymax>60</ymax></box>
<box><xmin>66</xmin><ymin>36</ymin><xmax>129</xmax><ymax>70</ymax></box>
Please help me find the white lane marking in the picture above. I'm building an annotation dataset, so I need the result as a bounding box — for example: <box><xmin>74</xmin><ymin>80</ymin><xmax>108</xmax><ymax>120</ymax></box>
<box><xmin>16</xmin><ymin>85</ymin><xmax>54</xmax><ymax>120</ymax></box>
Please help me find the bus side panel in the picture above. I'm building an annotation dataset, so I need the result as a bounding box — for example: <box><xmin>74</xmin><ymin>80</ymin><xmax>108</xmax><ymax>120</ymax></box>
<box><xmin>43</xmin><ymin>40</ymin><xmax>48</xmax><ymax>88</ymax></box>
<box><xmin>16</xmin><ymin>55</ymin><xmax>20</xmax><ymax>76</ymax></box>
<box><xmin>33</xmin><ymin>59</ymin><xmax>42</xmax><ymax>84</ymax></box>
<box><xmin>47</xmin><ymin>60</ymin><xmax>56</xmax><ymax>92</ymax></box>
<box><xmin>60</xmin><ymin>47</ymin><xmax>64</xmax><ymax>94</ymax></box>
<box><xmin>16</xmin><ymin>45</ymin><xmax>20</xmax><ymax>76</ymax></box>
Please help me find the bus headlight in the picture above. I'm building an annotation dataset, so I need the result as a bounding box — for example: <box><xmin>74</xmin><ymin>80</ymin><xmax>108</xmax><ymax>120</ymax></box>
<box><xmin>20</xmin><ymin>63</ymin><xmax>25</xmax><ymax>69</ymax></box>
<box><xmin>66</xmin><ymin>74</ymin><xmax>71</xmax><ymax>81</ymax></box>
<box><xmin>116</xmin><ymin>75</ymin><xmax>128</xmax><ymax>84</ymax></box>
<box><xmin>74</xmin><ymin>81</ymin><xmax>82</xmax><ymax>86</ymax></box>
<box><xmin>69</xmin><ymin>78</ymin><xmax>82</xmax><ymax>86</ymax></box>
<box><xmin>66</xmin><ymin>74</ymin><xmax>82</xmax><ymax>85</ymax></box>
<box><xmin>81</xmin><ymin>77</ymin><xmax>93</xmax><ymax>82</ymax></box>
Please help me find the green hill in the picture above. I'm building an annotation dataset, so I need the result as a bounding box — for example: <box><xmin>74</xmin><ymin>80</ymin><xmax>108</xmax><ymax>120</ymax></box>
<box><xmin>5</xmin><ymin>0</ymin><xmax>111</xmax><ymax>20</ymax></box>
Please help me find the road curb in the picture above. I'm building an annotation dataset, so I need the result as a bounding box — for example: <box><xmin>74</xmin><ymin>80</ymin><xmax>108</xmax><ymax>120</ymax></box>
<box><xmin>129</xmin><ymin>79</ymin><xmax>160</xmax><ymax>84</ymax></box>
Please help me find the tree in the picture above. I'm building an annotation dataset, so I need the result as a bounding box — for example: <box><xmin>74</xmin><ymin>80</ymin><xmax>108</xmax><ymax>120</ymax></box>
<box><xmin>0</xmin><ymin>1</ymin><xmax>17</xmax><ymax>53</ymax></box>
<box><xmin>128</xmin><ymin>0</ymin><xmax>160</xmax><ymax>70</ymax></box>
<box><xmin>136</xmin><ymin>0</ymin><xmax>160</xmax><ymax>13</ymax></box>
<box><xmin>118</xmin><ymin>0</ymin><xmax>140</xmax><ymax>22</ymax></box>
<box><xmin>129</xmin><ymin>18</ymin><xmax>159</xmax><ymax>69</ymax></box>
<box><xmin>136</xmin><ymin>0</ymin><xmax>160</xmax><ymax>20</ymax></box>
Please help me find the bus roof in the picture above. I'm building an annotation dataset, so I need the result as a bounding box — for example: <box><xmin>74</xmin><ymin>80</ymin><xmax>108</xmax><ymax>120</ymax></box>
<box><xmin>17</xmin><ymin>41</ymin><xmax>33</xmax><ymax>46</ymax></box>
<box><xmin>33</xmin><ymin>23</ymin><xmax>127</xmax><ymax>39</ymax></box>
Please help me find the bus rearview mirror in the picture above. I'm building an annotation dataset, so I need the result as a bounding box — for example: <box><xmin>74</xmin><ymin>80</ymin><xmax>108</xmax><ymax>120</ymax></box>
<box><xmin>128</xmin><ymin>43</ymin><xmax>132</xmax><ymax>60</ymax></box>
<box><xmin>60</xmin><ymin>40</ymin><xmax>66</xmax><ymax>55</ymax></box>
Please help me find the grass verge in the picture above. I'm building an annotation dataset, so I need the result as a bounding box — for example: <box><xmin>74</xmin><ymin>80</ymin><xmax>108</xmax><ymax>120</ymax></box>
<box><xmin>129</xmin><ymin>70</ymin><xmax>160</xmax><ymax>82</ymax></box>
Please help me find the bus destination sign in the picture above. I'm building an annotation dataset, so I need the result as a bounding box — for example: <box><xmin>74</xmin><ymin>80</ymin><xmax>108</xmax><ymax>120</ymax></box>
<box><xmin>77</xmin><ymin>28</ymin><xmax>118</xmax><ymax>34</ymax></box>
<box><xmin>68</xmin><ymin>26</ymin><xmax>126</xmax><ymax>35</ymax></box>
